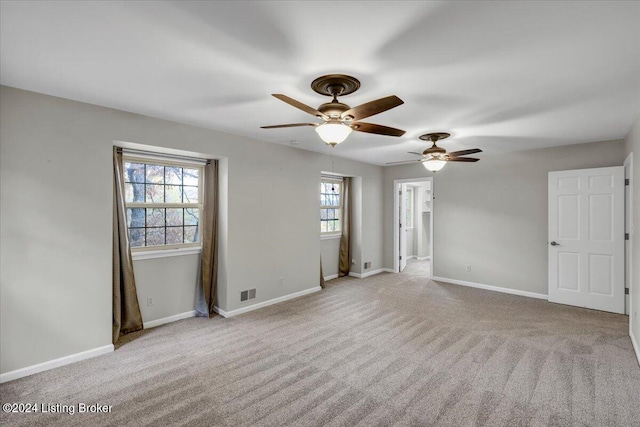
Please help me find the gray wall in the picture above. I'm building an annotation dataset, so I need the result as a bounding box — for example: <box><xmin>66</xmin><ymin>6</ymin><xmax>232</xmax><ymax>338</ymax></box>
<box><xmin>320</xmin><ymin>238</ymin><xmax>340</xmax><ymax>278</ymax></box>
<box><xmin>133</xmin><ymin>255</ymin><xmax>200</xmax><ymax>324</ymax></box>
<box><xmin>0</xmin><ymin>86</ymin><xmax>384</xmax><ymax>374</ymax></box>
<box><xmin>384</xmin><ymin>140</ymin><xmax>626</xmax><ymax>295</ymax></box>
<box><xmin>420</xmin><ymin>212</ymin><xmax>431</xmax><ymax>258</ymax></box>
<box><xmin>624</xmin><ymin>115</ymin><xmax>640</xmax><ymax>350</ymax></box>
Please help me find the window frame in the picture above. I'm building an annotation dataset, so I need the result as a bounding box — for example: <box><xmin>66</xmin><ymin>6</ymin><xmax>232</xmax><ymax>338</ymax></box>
<box><xmin>122</xmin><ymin>155</ymin><xmax>204</xmax><ymax>252</ymax></box>
<box><xmin>320</xmin><ymin>177</ymin><xmax>343</xmax><ymax>237</ymax></box>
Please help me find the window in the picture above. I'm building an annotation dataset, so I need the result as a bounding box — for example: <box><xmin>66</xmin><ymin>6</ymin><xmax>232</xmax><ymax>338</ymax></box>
<box><xmin>405</xmin><ymin>187</ymin><xmax>414</xmax><ymax>228</ymax></box>
<box><xmin>123</xmin><ymin>157</ymin><xmax>203</xmax><ymax>249</ymax></box>
<box><xmin>320</xmin><ymin>178</ymin><xmax>342</xmax><ymax>234</ymax></box>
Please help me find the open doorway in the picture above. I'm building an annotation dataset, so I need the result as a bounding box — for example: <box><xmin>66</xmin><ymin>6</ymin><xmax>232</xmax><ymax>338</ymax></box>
<box><xmin>394</xmin><ymin>177</ymin><xmax>433</xmax><ymax>278</ymax></box>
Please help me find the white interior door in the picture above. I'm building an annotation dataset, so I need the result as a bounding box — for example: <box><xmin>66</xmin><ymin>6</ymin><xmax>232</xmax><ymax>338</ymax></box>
<box><xmin>399</xmin><ymin>184</ymin><xmax>407</xmax><ymax>272</ymax></box>
<box><xmin>548</xmin><ymin>166</ymin><xmax>625</xmax><ymax>314</ymax></box>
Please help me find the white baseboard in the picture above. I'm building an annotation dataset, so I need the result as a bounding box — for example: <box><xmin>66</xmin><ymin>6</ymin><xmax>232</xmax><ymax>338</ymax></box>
<box><xmin>143</xmin><ymin>310</ymin><xmax>197</xmax><ymax>329</ymax></box>
<box><xmin>417</xmin><ymin>256</ymin><xmax>431</xmax><ymax>261</ymax></box>
<box><xmin>323</xmin><ymin>274</ymin><xmax>339</xmax><ymax>281</ymax></box>
<box><xmin>349</xmin><ymin>268</ymin><xmax>395</xmax><ymax>279</ymax></box>
<box><xmin>213</xmin><ymin>286</ymin><xmax>322</xmax><ymax>318</ymax></box>
<box><xmin>431</xmin><ymin>276</ymin><xmax>548</xmax><ymax>300</ymax></box>
<box><xmin>213</xmin><ymin>306</ymin><xmax>229</xmax><ymax>317</ymax></box>
<box><xmin>408</xmin><ymin>255</ymin><xmax>417</xmax><ymax>260</ymax></box>
<box><xmin>0</xmin><ymin>344</ymin><xmax>114</xmax><ymax>384</ymax></box>
<box><xmin>631</xmin><ymin>329</ymin><xmax>640</xmax><ymax>368</ymax></box>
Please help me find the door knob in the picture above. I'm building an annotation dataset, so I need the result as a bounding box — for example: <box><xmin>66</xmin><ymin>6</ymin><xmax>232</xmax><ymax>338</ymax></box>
<box><xmin>550</xmin><ymin>241</ymin><xmax>560</xmax><ymax>246</ymax></box>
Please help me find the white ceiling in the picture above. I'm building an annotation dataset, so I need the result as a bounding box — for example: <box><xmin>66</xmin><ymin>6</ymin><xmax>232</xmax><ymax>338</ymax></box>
<box><xmin>1</xmin><ymin>1</ymin><xmax>639</xmax><ymax>165</ymax></box>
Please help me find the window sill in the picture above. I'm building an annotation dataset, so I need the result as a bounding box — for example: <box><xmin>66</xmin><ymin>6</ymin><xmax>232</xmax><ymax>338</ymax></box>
<box><xmin>321</xmin><ymin>234</ymin><xmax>342</xmax><ymax>240</ymax></box>
<box><xmin>132</xmin><ymin>247</ymin><xmax>202</xmax><ymax>261</ymax></box>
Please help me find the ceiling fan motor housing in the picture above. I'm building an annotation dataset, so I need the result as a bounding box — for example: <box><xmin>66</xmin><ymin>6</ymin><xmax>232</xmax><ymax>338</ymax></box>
<box><xmin>318</xmin><ymin>101</ymin><xmax>350</xmax><ymax>119</ymax></box>
<box><xmin>424</xmin><ymin>145</ymin><xmax>447</xmax><ymax>155</ymax></box>
<box><xmin>419</xmin><ymin>132</ymin><xmax>450</xmax><ymax>155</ymax></box>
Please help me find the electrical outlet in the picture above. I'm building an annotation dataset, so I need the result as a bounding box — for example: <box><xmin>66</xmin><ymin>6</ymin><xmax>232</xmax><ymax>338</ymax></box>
<box><xmin>364</xmin><ymin>262</ymin><xmax>371</xmax><ymax>269</ymax></box>
<box><xmin>146</xmin><ymin>297</ymin><xmax>153</xmax><ymax>307</ymax></box>
<box><xmin>466</xmin><ymin>265</ymin><xmax>471</xmax><ymax>272</ymax></box>
<box><xmin>279</xmin><ymin>277</ymin><xmax>284</xmax><ymax>286</ymax></box>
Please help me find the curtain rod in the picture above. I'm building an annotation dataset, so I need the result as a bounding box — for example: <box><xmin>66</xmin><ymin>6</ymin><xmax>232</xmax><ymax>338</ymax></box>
<box><xmin>116</xmin><ymin>147</ymin><xmax>211</xmax><ymax>165</ymax></box>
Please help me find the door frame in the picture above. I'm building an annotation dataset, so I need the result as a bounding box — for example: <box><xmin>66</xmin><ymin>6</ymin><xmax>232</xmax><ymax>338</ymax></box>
<box><xmin>624</xmin><ymin>153</ymin><xmax>633</xmax><ymax>326</ymax></box>
<box><xmin>393</xmin><ymin>177</ymin><xmax>434</xmax><ymax>276</ymax></box>
<box><xmin>399</xmin><ymin>183</ymin><xmax>408</xmax><ymax>272</ymax></box>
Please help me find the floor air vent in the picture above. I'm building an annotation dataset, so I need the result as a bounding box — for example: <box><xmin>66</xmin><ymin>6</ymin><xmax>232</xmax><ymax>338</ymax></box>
<box><xmin>240</xmin><ymin>289</ymin><xmax>256</xmax><ymax>302</ymax></box>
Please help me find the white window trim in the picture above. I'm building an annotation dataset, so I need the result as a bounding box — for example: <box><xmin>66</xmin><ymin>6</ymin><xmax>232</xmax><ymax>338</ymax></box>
<box><xmin>123</xmin><ymin>155</ymin><xmax>204</xmax><ymax>251</ymax></box>
<box><xmin>121</xmin><ymin>150</ymin><xmax>208</xmax><ymax>167</ymax></box>
<box><xmin>320</xmin><ymin>178</ymin><xmax>343</xmax><ymax>236</ymax></box>
<box><xmin>321</xmin><ymin>233</ymin><xmax>342</xmax><ymax>240</ymax></box>
<box><xmin>132</xmin><ymin>246</ymin><xmax>202</xmax><ymax>261</ymax></box>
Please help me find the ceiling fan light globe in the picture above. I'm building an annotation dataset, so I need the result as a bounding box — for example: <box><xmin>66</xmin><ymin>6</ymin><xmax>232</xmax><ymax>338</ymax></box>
<box><xmin>315</xmin><ymin>122</ymin><xmax>352</xmax><ymax>145</ymax></box>
<box><xmin>423</xmin><ymin>158</ymin><xmax>447</xmax><ymax>172</ymax></box>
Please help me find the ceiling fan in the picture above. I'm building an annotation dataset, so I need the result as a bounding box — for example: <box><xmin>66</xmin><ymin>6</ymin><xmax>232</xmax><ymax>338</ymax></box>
<box><xmin>261</xmin><ymin>74</ymin><xmax>406</xmax><ymax>147</ymax></box>
<box><xmin>386</xmin><ymin>132</ymin><xmax>482</xmax><ymax>172</ymax></box>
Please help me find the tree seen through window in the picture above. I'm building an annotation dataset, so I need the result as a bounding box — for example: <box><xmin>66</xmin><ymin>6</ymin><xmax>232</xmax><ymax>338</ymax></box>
<box><xmin>124</xmin><ymin>160</ymin><xmax>202</xmax><ymax>248</ymax></box>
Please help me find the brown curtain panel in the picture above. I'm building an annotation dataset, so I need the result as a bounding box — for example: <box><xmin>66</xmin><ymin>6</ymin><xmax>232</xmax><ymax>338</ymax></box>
<box><xmin>339</xmin><ymin>177</ymin><xmax>351</xmax><ymax>277</ymax></box>
<box><xmin>201</xmin><ymin>160</ymin><xmax>219</xmax><ymax>317</ymax></box>
<box><xmin>320</xmin><ymin>257</ymin><xmax>325</xmax><ymax>289</ymax></box>
<box><xmin>112</xmin><ymin>148</ymin><xmax>143</xmax><ymax>343</ymax></box>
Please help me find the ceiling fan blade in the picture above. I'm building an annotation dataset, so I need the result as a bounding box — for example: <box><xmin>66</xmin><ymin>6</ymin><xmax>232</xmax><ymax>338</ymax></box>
<box><xmin>447</xmin><ymin>148</ymin><xmax>483</xmax><ymax>157</ymax></box>
<box><xmin>385</xmin><ymin>159</ymin><xmax>424</xmax><ymax>165</ymax></box>
<box><xmin>351</xmin><ymin>122</ymin><xmax>406</xmax><ymax>137</ymax></box>
<box><xmin>446</xmin><ymin>157</ymin><xmax>480</xmax><ymax>162</ymax></box>
<box><xmin>261</xmin><ymin>123</ymin><xmax>318</xmax><ymax>129</ymax></box>
<box><xmin>342</xmin><ymin>95</ymin><xmax>404</xmax><ymax>121</ymax></box>
<box><xmin>272</xmin><ymin>94</ymin><xmax>327</xmax><ymax>120</ymax></box>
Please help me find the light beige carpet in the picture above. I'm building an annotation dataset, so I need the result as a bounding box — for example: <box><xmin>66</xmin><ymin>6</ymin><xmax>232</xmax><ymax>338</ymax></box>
<box><xmin>401</xmin><ymin>258</ymin><xmax>431</xmax><ymax>277</ymax></box>
<box><xmin>2</xmin><ymin>273</ymin><xmax>639</xmax><ymax>426</ymax></box>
